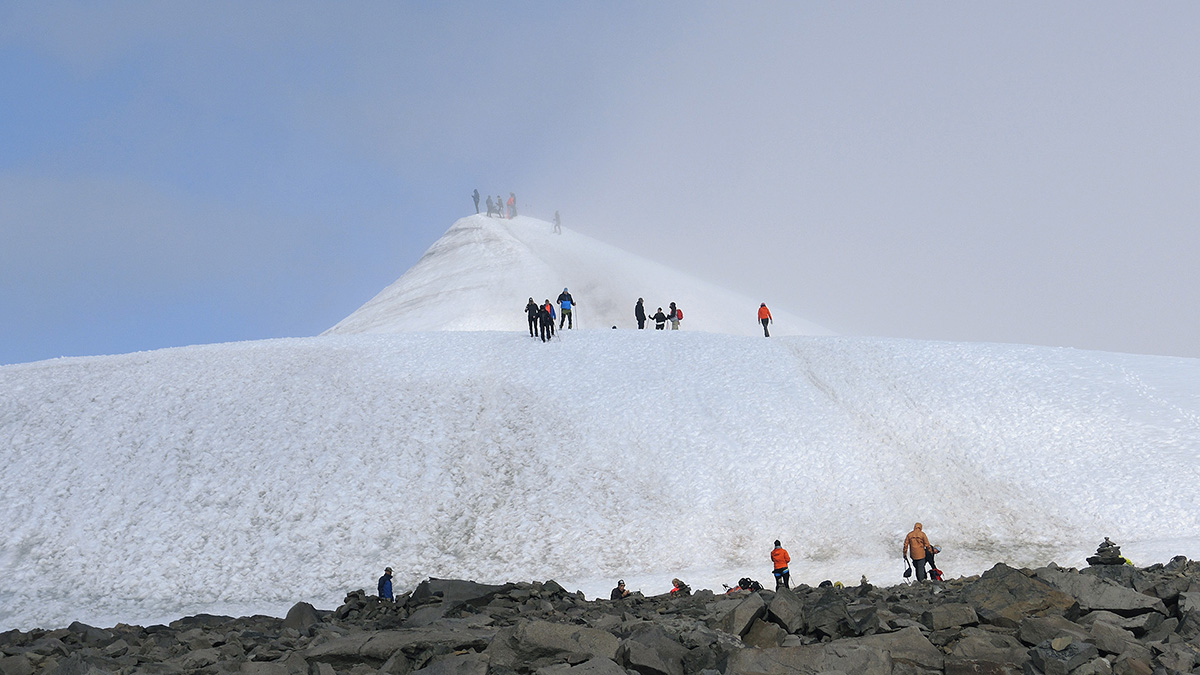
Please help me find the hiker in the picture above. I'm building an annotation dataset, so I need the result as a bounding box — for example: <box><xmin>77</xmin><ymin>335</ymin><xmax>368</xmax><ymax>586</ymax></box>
<box><xmin>378</xmin><ymin>567</ymin><xmax>394</xmax><ymax>601</ymax></box>
<box><xmin>538</xmin><ymin>302</ymin><xmax>554</xmax><ymax>342</ymax></box>
<box><xmin>670</xmin><ymin>578</ymin><xmax>691</xmax><ymax>596</ymax></box>
<box><xmin>635</xmin><ymin>298</ymin><xmax>647</xmax><ymax>329</ymax></box>
<box><xmin>497</xmin><ymin>195</ymin><xmax>504</xmax><ymax>218</ymax></box>
<box><xmin>507</xmin><ymin>193</ymin><xmax>517</xmax><ymax>219</ymax></box>
<box><xmin>486</xmin><ymin>195</ymin><xmax>495</xmax><ymax>217</ymax></box>
<box><xmin>472</xmin><ymin>189</ymin><xmax>480</xmax><ymax>214</ymax></box>
<box><xmin>758</xmin><ymin>303</ymin><xmax>773</xmax><ymax>337</ymax></box>
<box><xmin>668</xmin><ymin>302</ymin><xmax>682</xmax><ymax>330</ymax></box>
<box><xmin>543</xmin><ymin>300</ymin><xmax>557</xmax><ymax>336</ymax></box>
<box><xmin>652</xmin><ymin>307</ymin><xmax>668</xmax><ymax>330</ymax></box>
<box><xmin>926</xmin><ymin>546</ymin><xmax>944</xmax><ymax>581</ymax></box>
<box><xmin>525</xmin><ymin>297</ymin><xmax>540</xmax><ymax>337</ymax></box>
<box><xmin>903</xmin><ymin>522</ymin><xmax>936</xmax><ymax>582</ymax></box>
<box><xmin>610</xmin><ymin>580</ymin><xmax>631</xmax><ymax>600</ymax></box>
<box><xmin>557</xmin><ymin>288</ymin><xmax>574</xmax><ymax>329</ymax></box>
<box><xmin>553</xmin><ymin>210</ymin><xmax>562</xmax><ymax>234</ymax></box>
<box><xmin>771</xmin><ymin>540</ymin><xmax>791</xmax><ymax>589</ymax></box>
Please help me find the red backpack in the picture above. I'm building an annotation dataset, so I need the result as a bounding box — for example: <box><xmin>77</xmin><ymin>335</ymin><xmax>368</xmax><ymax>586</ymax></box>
<box><xmin>676</xmin><ymin>308</ymin><xmax>683</xmax><ymax>320</ymax></box>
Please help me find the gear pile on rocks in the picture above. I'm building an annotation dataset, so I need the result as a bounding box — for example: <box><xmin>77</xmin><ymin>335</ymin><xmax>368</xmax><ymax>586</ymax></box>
<box><xmin>6</xmin><ymin>556</ymin><xmax>1200</xmax><ymax>674</ymax></box>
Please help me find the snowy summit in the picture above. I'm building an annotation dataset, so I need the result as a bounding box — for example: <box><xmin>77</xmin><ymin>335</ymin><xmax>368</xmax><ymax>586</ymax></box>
<box><xmin>325</xmin><ymin>214</ymin><xmax>831</xmax><ymax>336</ymax></box>
<box><xmin>2</xmin><ymin>214</ymin><xmax>1200</xmax><ymax>633</ymax></box>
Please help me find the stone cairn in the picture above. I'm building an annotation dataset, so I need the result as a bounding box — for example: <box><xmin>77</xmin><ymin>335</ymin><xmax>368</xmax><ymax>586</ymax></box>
<box><xmin>1086</xmin><ymin>537</ymin><xmax>1126</xmax><ymax>566</ymax></box>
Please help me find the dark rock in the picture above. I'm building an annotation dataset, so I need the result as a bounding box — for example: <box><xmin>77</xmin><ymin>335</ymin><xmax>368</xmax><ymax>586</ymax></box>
<box><xmin>412</xmin><ymin>579</ymin><xmax>516</xmax><ymax>609</ymax></box>
<box><xmin>1034</xmin><ymin>568</ymin><xmax>1166</xmax><ymax>617</ymax></box>
<box><xmin>282</xmin><ymin>601</ymin><xmax>321</xmax><ymax>633</ymax></box>
<box><xmin>486</xmin><ymin>621</ymin><xmax>618</xmax><ymax>668</ymax></box>
<box><xmin>741</xmin><ymin>619</ymin><xmax>785</xmax><ymax>648</ymax></box>
<box><xmin>922</xmin><ymin>603</ymin><xmax>979</xmax><ymax>630</ymax></box>
<box><xmin>961</xmin><ymin>563</ymin><xmax>1079</xmax><ymax>628</ymax></box>
<box><xmin>765</xmin><ymin>587</ymin><xmax>804</xmax><ymax>634</ymax></box>
<box><xmin>1027</xmin><ymin>637</ymin><xmax>1099</xmax><ymax>675</ymax></box>
<box><xmin>412</xmin><ymin>651</ymin><xmax>490</xmax><ymax>675</ymax></box>
<box><xmin>616</xmin><ymin>625</ymin><xmax>688</xmax><ymax>675</ymax></box>
<box><xmin>726</xmin><ymin>626</ymin><xmax>941</xmax><ymax>675</ymax></box>
<box><xmin>718</xmin><ymin>593</ymin><xmax>766</xmax><ymax>638</ymax></box>
<box><xmin>1088</xmin><ymin>619</ymin><xmax>1138</xmax><ymax>656</ymax></box>
<box><xmin>802</xmin><ymin>589</ymin><xmax>857</xmax><ymax>639</ymax></box>
<box><xmin>1016</xmin><ymin>615</ymin><xmax>1090</xmax><ymax>647</ymax></box>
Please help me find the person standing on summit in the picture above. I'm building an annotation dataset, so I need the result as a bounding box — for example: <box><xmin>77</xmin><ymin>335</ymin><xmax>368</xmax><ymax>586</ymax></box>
<box><xmin>903</xmin><ymin>523</ymin><xmax>936</xmax><ymax>582</ymax></box>
<box><xmin>486</xmin><ymin>195</ymin><xmax>495</xmax><ymax>217</ymax></box>
<box><xmin>771</xmin><ymin>540</ymin><xmax>791</xmax><ymax>590</ymax></box>
<box><xmin>667</xmin><ymin>302</ymin><xmax>681</xmax><ymax>330</ymax></box>
<box><xmin>557</xmin><ymin>288</ymin><xmax>574</xmax><ymax>329</ymax></box>
<box><xmin>635</xmin><ymin>298</ymin><xmax>647</xmax><ymax>329</ymax></box>
<box><xmin>525</xmin><ymin>297</ymin><xmax>540</xmax><ymax>337</ymax></box>
<box><xmin>472</xmin><ymin>189</ymin><xmax>480</xmax><ymax>214</ymax></box>
<box><xmin>758</xmin><ymin>303</ymin><xmax>773</xmax><ymax>337</ymax></box>
<box><xmin>507</xmin><ymin>193</ymin><xmax>517</xmax><ymax>219</ymax></box>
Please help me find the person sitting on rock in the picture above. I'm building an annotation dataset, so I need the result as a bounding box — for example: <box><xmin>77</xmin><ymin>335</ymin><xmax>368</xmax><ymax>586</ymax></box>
<box><xmin>610</xmin><ymin>580</ymin><xmax>631</xmax><ymax>600</ymax></box>
<box><xmin>903</xmin><ymin>522</ymin><xmax>935</xmax><ymax>582</ymax></box>
<box><xmin>669</xmin><ymin>578</ymin><xmax>690</xmax><ymax>596</ymax></box>
<box><xmin>378</xmin><ymin>567</ymin><xmax>394</xmax><ymax>601</ymax></box>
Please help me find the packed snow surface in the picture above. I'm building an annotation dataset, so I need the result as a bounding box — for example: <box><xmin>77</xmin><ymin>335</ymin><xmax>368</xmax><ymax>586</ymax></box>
<box><xmin>325</xmin><ymin>215</ymin><xmax>832</xmax><ymax>336</ymax></box>
<box><xmin>3</xmin><ymin>330</ymin><xmax>1200</xmax><ymax>631</ymax></box>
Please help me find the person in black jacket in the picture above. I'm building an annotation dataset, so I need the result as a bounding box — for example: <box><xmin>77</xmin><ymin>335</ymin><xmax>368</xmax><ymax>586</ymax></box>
<box><xmin>378</xmin><ymin>567</ymin><xmax>394</xmax><ymax>601</ymax></box>
<box><xmin>472</xmin><ymin>189</ymin><xmax>480</xmax><ymax>214</ymax></box>
<box><xmin>635</xmin><ymin>298</ymin><xmax>646</xmax><ymax>329</ymax></box>
<box><xmin>538</xmin><ymin>303</ymin><xmax>554</xmax><ymax>342</ymax></box>
<box><xmin>652</xmin><ymin>307</ymin><xmax>668</xmax><ymax>330</ymax></box>
<box><xmin>525</xmin><ymin>298</ymin><xmax>540</xmax><ymax>337</ymax></box>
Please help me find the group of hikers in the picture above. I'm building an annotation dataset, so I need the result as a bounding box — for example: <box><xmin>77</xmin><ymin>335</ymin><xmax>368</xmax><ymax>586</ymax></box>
<box><xmin>474</xmin><ymin>189</ymin><xmax>518</xmax><ymax>219</ymax></box>
<box><xmin>377</xmin><ymin>527</ymin><xmax>940</xmax><ymax>605</ymax></box>
<box><xmin>526</xmin><ymin>289</ymin><xmax>575</xmax><ymax>342</ymax></box>
<box><xmin>524</xmin><ymin>295</ymin><xmax>775</xmax><ymax>336</ymax></box>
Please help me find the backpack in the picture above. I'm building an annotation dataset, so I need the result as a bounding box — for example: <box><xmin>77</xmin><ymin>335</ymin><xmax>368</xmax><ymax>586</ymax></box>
<box><xmin>676</xmin><ymin>308</ymin><xmax>683</xmax><ymax>320</ymax></box>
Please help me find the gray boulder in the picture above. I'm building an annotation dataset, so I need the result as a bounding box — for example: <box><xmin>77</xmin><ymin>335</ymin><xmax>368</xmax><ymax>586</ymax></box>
<box><xmin>1016</xmin><ymin>615</ymin><xmax>1089</xmax><ymax>647</ymax></box>
<box><xmin>719</xmin><ymin>593</ymin><xmax>766</xmax><ymax>638</ymax></box>
<box><xmin>412</xmin><ymin>652</ymin><xmax>490</xmax><ymax>675</ymax></box>
<box><xmin>1087</xmin><ymin>620</ymin><xmax>1138</xmax><ymax>656</ymax></box>
<box><xmin>1033</xmin><ymin>568</ymin><xmax>1166</xmax><ymax>616</ymax></box>
<box><xmin>616</xmin><ymin>625</ymin><xmax>689</xmax><ymax>675</ymax></box>
<box><xmin>741</xmin><ymin>619</ymin><xmax>786</xmax><ymax>648</ymax></box>
<box><xmin>960</xmin><ymin>563</ymin><xmax>1078</xmax><ymax>628</ymax></box>
<box><xmin>726</xmin><ymin>626</ymin><xmax>941</xmax><ymax>675</ymax></box>
<box><xmin>765</xmin><ymin>587</ymin><xmax>804</xmax><ymax>634</ymax></box>
<box><xmin>486</xmin><ymin>620</ymin><xmax>619</xmax><ymax>668</ymax></box>
<box><xmin>922</xmin><ymin>603</ymin><xmax>978</xmax><ymax>630</ymax></box>
<box><xmin>411</xmin><ymin>578</ymin><xmax>515</xmax><ymax>608</ymax></box>
<box><xmin>282</xmin><ymin>602</ymin><xmax>321</xmax><ymax>632</ymax></box>
<box><xmin>1027</xmin><ymin>637</ymin><xmax>1099</xmax><ymax>675</ymax></box>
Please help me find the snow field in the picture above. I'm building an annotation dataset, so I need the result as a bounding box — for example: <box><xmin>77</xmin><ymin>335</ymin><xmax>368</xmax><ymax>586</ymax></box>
<box><xmin>3</xmin><ymin>330</ymin><xmax>1200</xmax><ymax>630</ymax></box>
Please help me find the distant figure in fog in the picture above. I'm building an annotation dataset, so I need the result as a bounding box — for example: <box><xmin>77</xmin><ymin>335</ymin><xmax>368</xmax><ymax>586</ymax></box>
<box><xmin>554</xmin><ymin>210</ymin><xmax>562</xmax><ymax>234</ymax></box>
<box><xmin>497</xmin><ymin>195</ymin><xmax>505</xmax><ymax>218</ymax></box>
<box><xmin>486</xmin><ymin>195</ymin><xmax>495</xmax><ymax>217</ymax></box>
<box><xmin>507</xmin><ymin>193</ymin><xmax>517</xmax><ymax>219</ymax></box>
<box><xmin>472</xmin><ymin>189</ymin><xmax>480</xmax><ymax>214</ymax></box>
<box><xmin>635</xmin><ymin>298</ymin><xmax>647</xmax><ymax>329</ymax></box>
<box><xmin>652</xmin><ymin>307</ymin><xmax>667</xmax><ymax>330</ymax></box>
<box><xmin>758</xmin><ymin>303</ymin><xmax>773</xmax><ymax>337</ymax></box>
<box><xmin>525</xmin><ymin>297</ymin><xmax>540</xmax><ymax>337</ymax></box>
<box><xmin>378</xmin><ymin>567</ymin><xmax>394</xmax><ymax>601</ymax></box>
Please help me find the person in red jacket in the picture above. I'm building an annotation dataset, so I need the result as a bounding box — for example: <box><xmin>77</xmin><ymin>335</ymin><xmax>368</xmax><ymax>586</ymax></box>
<box><xmin>771</xmin><ymin>540</ymin><xmax>791</xmax><ymax>589</ymax></box>
<box><xmin>758</xmin><ymin>303</ymin><xmax>773</xmax><ymax>337</ymax></box>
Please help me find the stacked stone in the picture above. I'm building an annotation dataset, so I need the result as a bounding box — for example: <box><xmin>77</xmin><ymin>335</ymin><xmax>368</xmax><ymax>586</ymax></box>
<box><xmin>1086</xmin><ymin>537</ymin><xmax>1126</xmax><ymax>566</ymax></box>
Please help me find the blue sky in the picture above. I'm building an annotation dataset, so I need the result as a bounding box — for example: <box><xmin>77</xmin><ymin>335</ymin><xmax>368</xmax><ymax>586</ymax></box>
<box><xmin>3</xmin><ymin>2</ymin><xmax>1199</xmax><ymax>364</ymax></box>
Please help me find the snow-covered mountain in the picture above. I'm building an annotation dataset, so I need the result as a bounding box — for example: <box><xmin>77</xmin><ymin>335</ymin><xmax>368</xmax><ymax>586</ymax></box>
<box><xmin>325</xmin><ymin>215</ymin><xmax>831</xmax><ymax>336</ymax></box>
<box><xmin>3</xmin><ymin>216</ymin><xmax>1200</xmax><ymax>633</ymax></box>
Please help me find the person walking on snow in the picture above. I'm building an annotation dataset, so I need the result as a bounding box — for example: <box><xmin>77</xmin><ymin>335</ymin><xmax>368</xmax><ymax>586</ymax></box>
<box><xmin>557</xmin><ymin>288</ymin><xmax>574</xmax><ymax>329</ymax></box>
<box><xmin>758</xmin><ymin>303</ymin><xmax>773</xmax><ymax>337</ymax></box>
<box><xmin>543</xmin><ymin>300</ymin><xmax>557</xmax><ymax>337</ymax></box>
<box><xmin>378</xmin><ymin>567</ymin><xmax>394</xmax><ymax>601</ymax></box>
<box><xmin>497</xmin><ymin>195</ymin><xmax>504</xmax><ymax>218</ymax></box>
<box><xmin>486</xmin><ymin>195</ymin><xmax>495</xmax><ymax>217</ymax></box>
<box><xmin>472</xmin><ymin>189</ymin><xmax>480</xmax><ymax>214</ymax></box>
<box><xmin>525</xmin><ymin>297</ymin><xmax>540</xmax><ymax>337</ymax></box>
<box><xmin>507</xmin><ymin>193</ymin><xmax>517</xmax><ymax>219</ymax></box>
<box><xmin>538</xmin><ymin>302</ymin><xmax>554</xmax><ymax>342</ymax></box>
<box><xmin>903</xmin><ymin>522</ymin><xmax>936</xmax><ymax>582</ymax></box>
<box><xmin>635</xmin><ymin>298</ymin><xmax>647</xmax><ymax>329</ymax></box>
<box><xmin>668</xmin><ymin>302</ymin><xmax>681</xmax><ymax>330</ymax></box>
<box><xmin>553</xmin><ymin>210</ymin><xmax>562</xmax><ymax>234</ymax></box>
<box><xmin>771</xmin><ymin>540</ymin><xmax>791</xmax><ymax>590</ymax></box>
<box><xmin>652</xmin><ymin>307</ymin><xmax>668</xmax><ymax>330</ymax></box>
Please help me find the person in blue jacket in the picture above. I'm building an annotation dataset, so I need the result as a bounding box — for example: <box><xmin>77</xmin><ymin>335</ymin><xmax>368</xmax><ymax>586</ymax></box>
<box><xmin>557</xmin><ymin>288</ymin><xmax>575</xmax><ymax>329</ymax></box>
<box><xmin>378</xmin><ymin>567</ymin><xmax>394</xmax><ymax>601</ymax></box>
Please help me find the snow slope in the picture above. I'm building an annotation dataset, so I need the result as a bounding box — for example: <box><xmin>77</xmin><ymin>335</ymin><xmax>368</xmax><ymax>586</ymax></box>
<box><xmin>3</xmin><ymin>330</ymin><xmax>1200</xmax><ymax>631</ymax></box>
<box><xmin>325</xmin><ymin>215</ymin><xmax>831</xmax><ymax>336</ymax></box>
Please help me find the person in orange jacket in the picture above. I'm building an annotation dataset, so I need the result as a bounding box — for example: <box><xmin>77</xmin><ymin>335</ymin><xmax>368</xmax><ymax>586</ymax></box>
<box><xmin>903</xmin><ymin>522</ymin><xmax>935</xmax><ymax>582</ymax></box>
<box><xmin>758</xmin><ymin>303</ymin><xmax>773</xmax><ymax>337</ymax></box>
<box><xmin>771</xmin><ymin>540</ymin><xmax>791</xmax><ymax>589</ymax></box>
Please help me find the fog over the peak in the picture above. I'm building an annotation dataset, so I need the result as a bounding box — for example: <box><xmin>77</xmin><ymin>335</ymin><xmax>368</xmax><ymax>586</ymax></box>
<box><xmin>1</xmin><ymin>2</ymin><xmax>1198</xmax><ymax>363</ymax></box>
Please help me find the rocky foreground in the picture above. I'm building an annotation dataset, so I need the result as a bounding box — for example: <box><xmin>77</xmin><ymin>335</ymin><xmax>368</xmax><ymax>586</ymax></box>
<box><xmin>6</xmin><ymin>558</ymin><xmax>1200</xmax><ymax>675</ymax></box>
